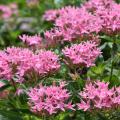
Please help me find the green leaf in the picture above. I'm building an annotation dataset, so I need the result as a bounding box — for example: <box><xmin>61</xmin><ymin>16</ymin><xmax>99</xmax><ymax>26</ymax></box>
<box><xmin>0</xmin><ymin>84</ymin><xmax>10</xmax><ymax>92</ymax></box>
<box><xmin>91</xmin><ymin>63</ymin><xmax>105</xmax><ymax>75</ymax></box>
<box><xmin>0</xmin><ymin>110</ymin><xmax>23</xmax><ymax>120</ymax></box>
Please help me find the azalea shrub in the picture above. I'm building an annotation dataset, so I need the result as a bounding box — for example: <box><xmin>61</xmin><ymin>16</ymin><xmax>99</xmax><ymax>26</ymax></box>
<box><xmin>0</xmin><ymin>0</ymin><xmax>120</xmax><ymax>120</ymax></box>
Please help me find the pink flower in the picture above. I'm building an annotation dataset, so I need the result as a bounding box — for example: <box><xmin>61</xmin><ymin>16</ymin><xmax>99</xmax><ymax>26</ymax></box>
<box><xmin>62</xmin><ymin>41</ymin><xmax>101</xmax><ymax>67</ymax></box>
<box><xmin>0</xmin><ymin>82</ymin><xmax>5</xmax><ymax>88</ymax></box>
<box><xmin>83</xmin><ymin>0</ymin><xmax>120</xmax><ymax>35</ymax></box>
<box><xmin>43</xmin><ymin>0</ymin><xmax>120</xmax><ymax>45</ymax></box>
<box><xmin>43</xmin><ymin>9</ymin><xmax>59</xmax><ymax>22</ymax></box>
<box><xmin>0</xmin><ymin>5</ymin><xmax>12</xmax><ymax>19</ymax></box>
<box><xmin>0</xmin><ymin>47</ymin><xmax>60</xmax><ymax>83</ymax></box>
<box><xmin>77</xmin><ymin>100</ymin><xmax>90</xmax><ymax>111</ymax></box>
<box><xmin>27</xmin><ymin>81</ymin><xmax>74</xmax><ymax>115</ymax></box>
<box><xmin>4</xmin><ymin>47</ymin><xmax>34</xmax><ymax>83</ymax></box>
<box><xmin>0</xmin><ymin>3</ymin><xmax>18</xmax><ymax>19</ymax></box>
<box><xmin>43</xmin><ymin>6</ymin><xmax>102</xmax><ymax>43</ymax></box>
<box><xmin>44</xmin><ymin>28</ymin><xmax>63</xmax><ymax>47</ymax></box>
<box><xmin>15</xmin><ymin>89</ymin><xmax>25</xmax><ymax>96</ymax></box>
<box><xmin>0</xmin><ymin>51</ymin><xmax>12</xmax><ymax>80</ymax></box>
<box><xmin>19</xmin><ymin>34</ymin><xmax>43</xmax><ymax>47</ymax></box>
<box><xmin>77</xmin><ymin>80</ymin><xmax>120</xmax><ymax>111</ymax></box>
<box><xmin>34</xmin><ymin>50</ymin><xmax>60</xmax><ymax>75</ymax></box>
<box><xmin>96</xmin><ymin>4</ymin><xmax>120</xmax><ymax>35</ymax></box>
<box><xmin>82</xmin><ymin>0</ymin><xmax>116</xmax><ymax>12</ymax></box>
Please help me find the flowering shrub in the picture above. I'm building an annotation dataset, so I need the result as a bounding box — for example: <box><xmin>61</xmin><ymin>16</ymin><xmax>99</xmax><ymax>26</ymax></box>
<box><xmin>0</xmin><ymin>0</ymin><xmax>120</xmax><ymax>120</ymax></box>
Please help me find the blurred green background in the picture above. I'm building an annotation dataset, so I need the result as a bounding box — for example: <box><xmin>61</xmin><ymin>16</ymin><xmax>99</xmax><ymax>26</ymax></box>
<box><xmin>0</xmin><ymin>0</ymin><xmax>85</xmax><ymax>49</ymax></box>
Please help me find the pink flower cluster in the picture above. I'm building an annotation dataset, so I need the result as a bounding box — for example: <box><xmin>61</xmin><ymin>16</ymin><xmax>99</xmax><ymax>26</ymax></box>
<box><xmin>44</xmin><ymin>6</ymin><xmax>102</xmax><ymax>45</ymax></box>
<box><xmin>0</xmin><ymin>51</ymin><xmax>12</xmax><ymax>80</ymax></box>
<box><xmin>28</xmin><ymin>82</ymin><xmax>74</xmax><ymax>115</ymax></box>
<box><xmin>34</xmin><ymin>50</ymin><xmax>60</xmax><ymax>75</ymax></box>
<box><xmin>62</xmin><ymin>41</ymin><xmax>101</xmax><ymax>67</ymax></box>
<box><xmin>44</xmin><ymin>28</ymin><xmax>63</xmax><ymax>47</ymax></box>
<box><xmin>19</xmin><ymin>34</ymin><xmax>43</xmax><ymax>47</ymax></box>
<box><xmin>77</xmin><ymin>81</ymin><xmax>120</xmax><ymax>111</ymax></box>
<box><xmin>0</xmin><ymin>3</ymin><xmax>18</xmax><ymax>19</ymax></box>
<box><xmin>43</xmin><ymin>9</ymin><xmax>58</xmax><ymax>22</ymax></box>
<box><xmin>82</xmin><ymin>0</ymin><xmax>116</xmax><ymax>12</ymax></box>
<box><xmin>0</xmin><ymin>47</ymin><xmax>60</xmax><ymax>83</ymax></box>
<box><xmin>83</xmin><ymin>0</ymin><xmax>120</xmax><ymax>35</ymax></box>
<box><xmin>96</xmin><ymin>4</ymin><xmax>120</xmax><ymax>35</ymax></box>
<box><xmin>43</xmin><ymin>0</ymin><xmax>120</xmax><ymax>45</ymax></box>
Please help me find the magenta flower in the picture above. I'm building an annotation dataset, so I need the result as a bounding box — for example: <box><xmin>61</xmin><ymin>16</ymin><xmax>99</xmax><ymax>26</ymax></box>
<box><xmin>27</xmin><ymin>81</ymin><xmax>74</xmax><ymax>115</ymax></box>
<box><xmin>62</xmin><ymin>41</ymin><xmax>101</xmax><ymax>67</ymax></box>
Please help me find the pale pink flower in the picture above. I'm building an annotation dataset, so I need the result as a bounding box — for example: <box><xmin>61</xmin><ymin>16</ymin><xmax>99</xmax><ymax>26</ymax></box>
<box><xmin>0</xmin><ymin>82</ymin><xmax>5</xmax><ymax>88</ymax></box>
<box><xmin>15</xmin><ymin>89</ymin><xmax>25</xmax><ymax>96</ymax></box>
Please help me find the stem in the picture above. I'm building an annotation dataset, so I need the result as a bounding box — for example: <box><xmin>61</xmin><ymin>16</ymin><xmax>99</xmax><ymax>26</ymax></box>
<box><xmin>109</xmin><ymin>62</ymin><xmax>114</xmax><ymax>82</ymax></box>
<box><xmin>42</xmin><ymin>115</ymin><xmax>46</xmax><ymax>120</ymax></box>
<box><xmin>109</xmin><ymin>39</ymin><xmax>116</xmax><ymax>82</ymax></box>
<box><xmin>11</xmin><ymin>79</ymin><xmax>17</xmax><ymax>91</ymax></box>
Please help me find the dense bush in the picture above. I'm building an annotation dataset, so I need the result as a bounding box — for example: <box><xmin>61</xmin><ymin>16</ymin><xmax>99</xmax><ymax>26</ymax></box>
<box><xmin>0</xmin><ymin>0</ymin><xmax>120</xmax><ymax>120</ymax></box>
